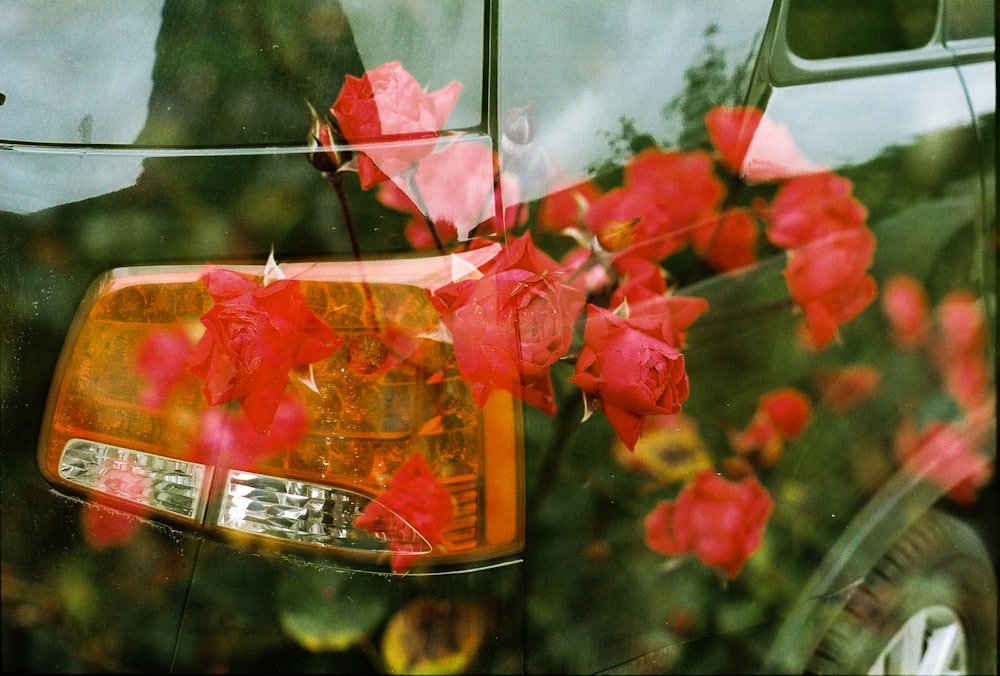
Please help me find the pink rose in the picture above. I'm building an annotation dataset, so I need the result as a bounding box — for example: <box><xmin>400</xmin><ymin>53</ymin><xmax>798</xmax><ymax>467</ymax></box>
<box><xmin>569</xmin><ymin>304</ymin><xmax>691</xmax><ymax>450</ymax></box>
<box><xmin>705</xmin><ymin>105</ymin><xmax>817</xmax><ymax>183</ymax></box>
<box><xmin>429</xmin><ymin>234</ymin><xmax>585</xmax><ymax>415</ymax></box>
<box><xmin>378</xmin><ymin>140</ymin><xmax>520</xmax><ymax>243</ymax></box>
<box><xmin>644</xmin><ymin>469</ymin><xmax>773</xmax><ymax>578</ymax></box>
<box><xmin>136</xmin><ymin>328</ymin><xmax>195</xmax><ymax>407</ymax></box>
<box><xmin>375</xmin><ymin>179</ymin><xmax>460</xmax><ymax>249</ymax></box>
<box><xmin>190</xmin><ymin>393</ymin><xmax>309</xmax><ymax>467</ymax></box>
<box><xmin>894</xmin><ymin>419</ymin><xmax>994</xmax><ymax>506</ymax></box>
<box><xmin>408</xmin><ymin>139</ymin><xmax>514</xmax><ymax>241</ymax></box>
<box><xmin>331</xmin><ymin>61</ymin><xmax>462</xmax><ymax>188</ymax></box>
<box><xmin>559</xmin><ymin>244</ymin><xmax>614</xmax><ymax>297</ymax></box>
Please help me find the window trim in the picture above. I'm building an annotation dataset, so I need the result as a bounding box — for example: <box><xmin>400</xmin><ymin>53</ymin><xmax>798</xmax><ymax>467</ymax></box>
<box><xmin>765</xmin><ymin>0</ymin><xmax>957</xmax><ymax>87</ymax></box>
<box><xmin>944</xmin><ymin>36</ymin><xmax>996</xmax><ymax>64</ymax></box>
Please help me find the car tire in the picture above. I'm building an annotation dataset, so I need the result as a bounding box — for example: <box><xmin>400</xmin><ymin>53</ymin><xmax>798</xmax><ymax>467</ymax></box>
<box><xmin>805</xmin><ymin>508</ymin><xmax>997</xmax><ymax>675</ymax></box>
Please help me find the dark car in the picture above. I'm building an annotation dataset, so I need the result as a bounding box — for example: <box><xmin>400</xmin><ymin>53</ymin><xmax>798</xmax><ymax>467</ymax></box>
<box><xmin>2</xmin><ymin>0</ymin><xmax>995</xmax><ymax>673</ymax></box>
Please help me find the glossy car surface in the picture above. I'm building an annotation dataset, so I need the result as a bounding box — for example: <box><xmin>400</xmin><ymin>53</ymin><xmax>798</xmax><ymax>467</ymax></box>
<box><xmin>2</xmin><ymin>1</ymin><xmax>995</xmax><ymax>673</ymax></box>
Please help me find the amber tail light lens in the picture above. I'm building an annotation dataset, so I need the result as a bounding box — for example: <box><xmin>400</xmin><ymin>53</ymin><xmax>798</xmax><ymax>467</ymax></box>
<box><xmin>38</xmin><ymin>245</ymin><xmax>524</xmax><ymax>568</ymax></box>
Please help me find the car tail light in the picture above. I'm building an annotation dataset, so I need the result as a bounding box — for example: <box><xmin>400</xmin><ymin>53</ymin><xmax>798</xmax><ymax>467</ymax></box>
<box><xmin>38</xmin><ymin>244</ymin><xmax>524</xmax><ymax>568</ymax></box>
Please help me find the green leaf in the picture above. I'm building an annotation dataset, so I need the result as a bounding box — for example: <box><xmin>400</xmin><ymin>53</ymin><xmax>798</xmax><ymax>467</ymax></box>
<box><xmin>277</xmin><ymin>568</ymin><xmax>389</xmax><ymax>653</ymax></box>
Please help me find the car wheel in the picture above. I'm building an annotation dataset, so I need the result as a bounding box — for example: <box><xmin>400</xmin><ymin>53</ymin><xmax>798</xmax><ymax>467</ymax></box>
<box><xmin>805</xmin><ymin>509</ymin><xmax>997</xmax><ymax>675</ymax></box>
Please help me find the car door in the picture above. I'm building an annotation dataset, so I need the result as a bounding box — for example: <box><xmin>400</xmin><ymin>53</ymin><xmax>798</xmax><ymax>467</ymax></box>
<box><xmin>760</xmin><ymin>0</ymin><xmax>997</xmax><ymax>671</ymax></box>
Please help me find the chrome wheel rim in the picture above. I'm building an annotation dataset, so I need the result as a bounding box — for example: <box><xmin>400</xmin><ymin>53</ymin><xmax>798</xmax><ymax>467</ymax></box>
<box><xmin>868</xmin><ymin>605</ymin><xmax>967</xmax><ymax>675</ymax></box>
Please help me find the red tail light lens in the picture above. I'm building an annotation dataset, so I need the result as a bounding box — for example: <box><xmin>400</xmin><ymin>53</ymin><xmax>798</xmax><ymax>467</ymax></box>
<box><xmin>39</xmin><ymin>245</ymin><xmax>523</xmax><ymax>569</ymax></box>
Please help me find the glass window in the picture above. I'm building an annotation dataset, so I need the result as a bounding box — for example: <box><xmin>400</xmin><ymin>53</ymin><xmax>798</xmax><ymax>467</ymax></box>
<box><xmin>786</xmin><ymin>0</ymin><xmax>940</xmax><ymax>60</ymax></box>
<box><xmin>499</xmin><ymin>0</ymin><xmax>772</xmax><ymax>199</ymax></box>
<box><xmin>945</xmin><ymin>0</ymin><xmax>995</xmax><ymax>41</ymax></box>
<box><xmin>0</xmin><ymin>0</ymin><xmax>485</xmax><ymax>147</ymax></box>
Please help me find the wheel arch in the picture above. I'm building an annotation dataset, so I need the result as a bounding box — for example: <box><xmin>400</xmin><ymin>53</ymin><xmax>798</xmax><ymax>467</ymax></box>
<box><xmin>763</xmin><ymin>463</ymin><xmax>996</xmax><ymax>673</ymax></box>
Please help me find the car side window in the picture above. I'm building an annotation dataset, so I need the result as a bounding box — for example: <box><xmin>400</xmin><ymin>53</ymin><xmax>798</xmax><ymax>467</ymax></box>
<box><xmin>786</xmin><ymin>0</ymin><xmax>940</xmax><ymax>59</ymax></box>
<box><xmin>945</xmin><ymin>0</ymin><xmax>995</xmax><ymax>40</ymax></box>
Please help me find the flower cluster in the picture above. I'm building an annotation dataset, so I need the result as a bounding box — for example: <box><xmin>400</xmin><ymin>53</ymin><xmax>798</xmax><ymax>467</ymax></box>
<box><xmin>308</xmin><ymin>60</ymin><xmax>884</xmax><ymax>577</ymax></box>
<box><xmin>118</xmin><ymin>56</ymin><xmax>990</xmax><ymax>589</ymax></box>
<box><xmin>882</xmin><ymin>275</ymin><xmax>995</xmax><ymax>505</ymax></box>
<box><xmin>124</xmin><ymin>60</ymin><xmax>889</xmax><ymax>578</ymax></box>
<box><xmin>428</xmin><ymin>234</ymin><xmax>586</xmax><ymax>416</ymax></box>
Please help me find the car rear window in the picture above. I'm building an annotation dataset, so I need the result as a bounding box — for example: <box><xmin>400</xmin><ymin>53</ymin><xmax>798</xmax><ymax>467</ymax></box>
<box><xmin>786</xmin><ymin>0</ymin><xmax>940</xmax><ymax>59</ymax></box>
<box><xmin>0</xmin><ymin>0</ymin><xmax>485</xmax><ymax>147</ymax></box>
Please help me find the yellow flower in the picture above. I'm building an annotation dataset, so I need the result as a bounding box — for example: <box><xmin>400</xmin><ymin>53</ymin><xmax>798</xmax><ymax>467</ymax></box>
<box><xmin>614</xmin><ymin>414</ymin><xmax>712</xmax><ymax>485</ymax></box>
<box><xmin>381</xmin><ymin>598</ymin><xmax>487</xmax><ymax>675</ymax></box>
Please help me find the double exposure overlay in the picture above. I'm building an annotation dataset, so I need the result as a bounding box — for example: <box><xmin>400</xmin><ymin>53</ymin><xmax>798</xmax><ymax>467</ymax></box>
<box><xmin>4</xmin><ymin>3</ymin><xmax>994</xmax><ymax>673</ymax></box>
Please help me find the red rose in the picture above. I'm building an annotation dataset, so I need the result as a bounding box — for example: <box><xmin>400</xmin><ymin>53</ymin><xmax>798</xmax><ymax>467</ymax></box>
<box><xmin>624</xmin><ymin>148</ymin><xmax>724</xmax><ymax>222</ymax></box>
<box><xmin>812</xmin><ymin>365</ymin><xmax>882</xmax><ymax>413</ymax></box>
<box><xmin>569</xmin><ymin>304</ymin><xmax>691</xmax><ymax>450</ymax></box>
<box><xmin>81</xmin><ymin>504</ymin><xmax>142</xmax><ymax>551</ymax></box>
<box><xmin>625</xmin><ymin>293</ymin><xmax>709</xmax><ymax>350</ymax></box>
<box><xmin>586</xmin><ymin>186</ymin><xmax>679</xmax><ymax>258</ymax></box>
<box><xmin>941</xmin><ymin>354</ymin><xmax>992</xmax><ymax>414</ymax></box>
<box><xmin>585</xmin><ymin>148</ymin><xmax>724</xmax><ymax>262</ymax></box>
<box><xmin>932</xmin><ymin>290</ymin><xmax>991</xmax><ymax>412</ymax></box>
<box><xmin>536</xmin><ymin>178</ymin><xmax>603</xmax><ymax>233</ymax></box>
<box><xmin>330</xmin><ymin>61</ymin><xmax>462</xmax><ymax>189</ymax></box>
<box><xmin>644</xmin><ymin>469</ymin><xmax>773</xmax><ymax>578</ymax></box>
<box><xmin>783</xmin><ymin>228</ymin><xmax>877</xmax><ymax>349</ymax></box>
<box><xmin>429</xmin><ymin>234</ymin><xmax>585</xmax><ymax>415</ymax></box>
<box><xmin>689</xmin><ymin>208</ymin><xmax>760</xmax><ymax>272</ymax></box>
<box><xmin>763</xmin><ymin>171</ymin><xmax>868</xmax><ymax>249</ymax></box>
<box><xmin>188</xmin><ymin>267</ymin><xmax>343</xmax><ymax>433</ymax></box>
<box><xmin>729</xmin><ymin>387</ymin><xmax>813</xmax><ymax>467</ymax></box>
<box><xmin>881</xmin><ymin>274</ymin><xmax>930</xmax><ymax>348</ymax></box>
<box><xmin>758</xmin><ymin>388</ymin><xmax>812</xmax><ymax>439</ymax></box>
<box><xmin>934</xmin><ymin>289</ymin><xmax>987</xmax><ymax>360</ymax></box>
<box><xmin>354</xmin><ymin>453</ymin><xmax>455</xmax><ymax>574</ymax></box>
<box><xmin>609</xmin><ymin>255</ymin><xmax>668</xmax><ymax>309</ymax></box>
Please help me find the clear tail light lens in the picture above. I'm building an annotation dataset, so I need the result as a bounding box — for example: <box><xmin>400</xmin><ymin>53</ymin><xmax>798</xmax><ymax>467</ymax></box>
<box><xmin>39</xmin><ymin>245</ymin><xmax>523</xmax><ymax>568</ymax></box>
